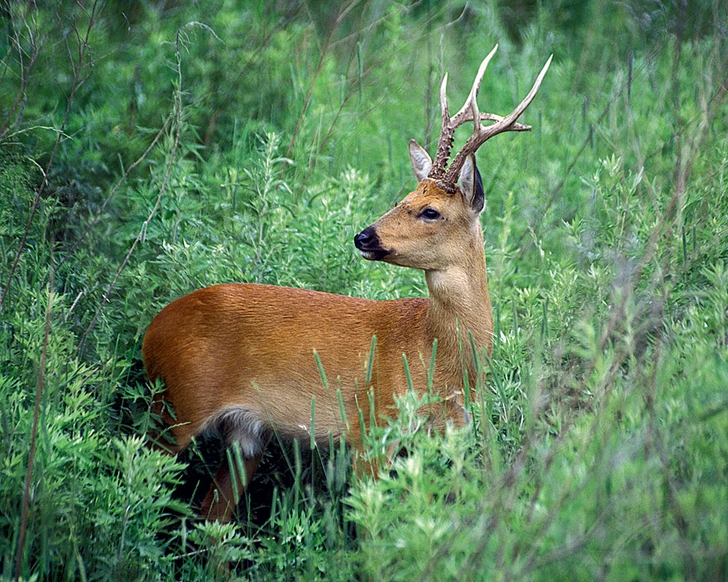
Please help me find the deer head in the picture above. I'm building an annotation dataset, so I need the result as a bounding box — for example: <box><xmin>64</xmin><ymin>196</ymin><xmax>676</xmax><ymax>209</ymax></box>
<box><xmin>355</xmin><ymin>45</ymin><xmax>552</xmax><ymax>271</ymax></box>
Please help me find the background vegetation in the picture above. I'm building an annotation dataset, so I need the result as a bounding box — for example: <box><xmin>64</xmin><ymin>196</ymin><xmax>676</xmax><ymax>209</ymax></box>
<box><xmin>1</xmin><ymin>0</ymin><xmax>727</xmax><ymax>579</ymax></box>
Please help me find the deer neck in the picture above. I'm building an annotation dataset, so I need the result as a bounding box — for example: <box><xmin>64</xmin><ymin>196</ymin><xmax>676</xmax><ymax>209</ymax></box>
<box><xmin>423</xmin><ymin>224</ymin><xmax>493</xmax><ymax>386</ymax></box>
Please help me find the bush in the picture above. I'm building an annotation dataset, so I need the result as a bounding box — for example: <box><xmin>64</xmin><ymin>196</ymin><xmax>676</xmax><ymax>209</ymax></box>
<box><xmin>1</xmin><ymin>0</ymin><xmax>726</xmax><ymax>579</ymax></box>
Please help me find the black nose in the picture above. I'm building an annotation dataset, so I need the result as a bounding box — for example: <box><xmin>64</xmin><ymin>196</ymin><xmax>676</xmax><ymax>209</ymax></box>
<box><xmin>354</xmin><ymin>227</ymin><xmax>378</xmax><ymax>250</ymax></box>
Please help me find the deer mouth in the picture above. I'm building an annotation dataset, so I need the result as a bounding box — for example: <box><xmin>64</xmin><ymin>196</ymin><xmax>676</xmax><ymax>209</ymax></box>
<box><xmin>358</xmin><ymin>248</ymin><xmax>391</xmax><ymax>261</ymax></box>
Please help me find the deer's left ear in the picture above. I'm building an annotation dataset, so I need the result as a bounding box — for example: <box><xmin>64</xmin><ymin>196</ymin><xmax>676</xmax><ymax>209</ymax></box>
<box><xmin>409</xmin><ymin>140</ymin><xmax>432</xmax><ymax>182</ymax></box>
<box><xmin>459</xmin><ymin>155</ymin><xmax>485</xmax><ymax>214</ymax></box>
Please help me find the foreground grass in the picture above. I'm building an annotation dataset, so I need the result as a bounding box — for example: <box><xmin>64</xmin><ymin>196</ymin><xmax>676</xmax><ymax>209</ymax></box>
<box><xmin>1</xmin><ymin>1</ymin><xmax>727</xmax><ymax>579</ymax></box>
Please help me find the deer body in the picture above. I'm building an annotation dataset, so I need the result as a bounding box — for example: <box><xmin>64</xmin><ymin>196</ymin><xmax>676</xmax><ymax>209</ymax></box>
<box><xmin>144</xmin><ymin>284</ymin><xmax>434</xmax><ymax>451</ymax></box>
<box><xmin>143</xmin><ymin>46</ymin><xmax>550</xmax><ymax>522</ymax></box>
<box><xmin>144</xmin><ymin>174</ymin><xmax>491</xmax><ymax>521</ymax></box>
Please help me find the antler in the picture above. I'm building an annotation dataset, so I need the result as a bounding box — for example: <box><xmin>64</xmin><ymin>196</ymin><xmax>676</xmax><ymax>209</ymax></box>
<box><xmin>428</xmin><ymin>45</ymin><xmax>553</xmax><ymax>192</ymax></box>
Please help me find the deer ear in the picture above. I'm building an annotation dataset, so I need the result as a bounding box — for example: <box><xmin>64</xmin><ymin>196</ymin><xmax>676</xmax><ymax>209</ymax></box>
<box><xmin>459</xmin><ymin>155</ymin><xmax>485</xmax><ymax>214</ymax></box>
<box><xmin>409</xmin><ymin>140</ymin><xmax>432</xmax><ymax>182</ymax></box>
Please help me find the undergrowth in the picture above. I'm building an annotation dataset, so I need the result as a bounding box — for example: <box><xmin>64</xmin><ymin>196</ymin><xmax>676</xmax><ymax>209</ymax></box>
<box><xmin>1</xmin><ymin>0</ymin><xmax>727</xmax><ymax>580</ymax></box>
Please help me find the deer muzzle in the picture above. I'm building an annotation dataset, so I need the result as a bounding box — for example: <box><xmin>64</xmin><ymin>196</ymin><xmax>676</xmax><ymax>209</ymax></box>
<box><xmin>354</xmin><ymin>227</ymin><xmax>391</xmax><ymax>261</ymax></box>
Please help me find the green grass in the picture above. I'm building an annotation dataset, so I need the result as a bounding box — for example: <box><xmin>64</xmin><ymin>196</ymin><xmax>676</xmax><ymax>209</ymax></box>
<box><xmin>1</xmin><ymin>0</ymin><xmax>727</xmax><ymax>580</ymax></box>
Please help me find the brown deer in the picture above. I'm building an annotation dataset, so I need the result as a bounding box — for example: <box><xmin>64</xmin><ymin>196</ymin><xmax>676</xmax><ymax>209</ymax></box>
<box><xmin>142</xmin><ymin>45</ymin><xmax>551</xmax><ymax>523</ymax></box>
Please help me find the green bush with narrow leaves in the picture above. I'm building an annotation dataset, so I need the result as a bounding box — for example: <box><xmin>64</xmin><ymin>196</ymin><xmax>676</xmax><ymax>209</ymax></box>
<box><xmin>1</xmin><ymin>0</ymin><xmax>726</xmax><ymax>579</ymax></box>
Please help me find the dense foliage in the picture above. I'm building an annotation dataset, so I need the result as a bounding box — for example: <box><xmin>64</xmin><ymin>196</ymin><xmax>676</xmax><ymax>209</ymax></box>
<box><xmin>1</xmin><ymin>0</ymin><xmax>726</xmax><ymax>579</ymax></box>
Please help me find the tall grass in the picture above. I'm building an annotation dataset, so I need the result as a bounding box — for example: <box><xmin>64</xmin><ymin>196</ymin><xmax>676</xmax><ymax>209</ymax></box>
<box><xmin>1</xmin><ymin>0</ymin><xmax>727</xmax><ymax>579</ymax></box>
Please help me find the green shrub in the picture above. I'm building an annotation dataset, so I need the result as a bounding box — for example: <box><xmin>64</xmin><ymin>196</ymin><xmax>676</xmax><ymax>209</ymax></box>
<box><xmin>1</xmin><ymin>0</ymin><xmax>727</xmax><ymax>579</ymax></box>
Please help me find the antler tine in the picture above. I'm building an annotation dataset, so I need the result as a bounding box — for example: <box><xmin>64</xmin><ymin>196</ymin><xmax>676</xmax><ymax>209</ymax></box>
<box><xmin>450</xmin><ymin>44</ymin><xmax>499</xmax><ymax>127</ymax></box>
<box><xmin>442</xmin><ymin>53</ymin><xmax>553</xmax><ymax>186</ymax></box>
<box><xmin>440</xmin><ymin>72</ymin><xmax>450</xmax><ymax>120</ymax></box>
<box><xmin>487</xmin><ymin>53</ymin><xmax>553</xmax><ymax>137</ymax></box>
<box><xmin>428</xmin><ymin>73</ymin><xmax>452</xmax><ymax>180</ymax></box>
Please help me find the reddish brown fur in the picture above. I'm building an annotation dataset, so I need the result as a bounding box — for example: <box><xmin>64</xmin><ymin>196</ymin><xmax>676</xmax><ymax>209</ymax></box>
<box><xmin>145</xmin><ymin>284</ymin><xmax>432</xmax><ymax>450</ymax></box>
<box><xmin>143</xmin><ymin>177</ymin><xmax>493</xmax><ymax>522</ymax></box>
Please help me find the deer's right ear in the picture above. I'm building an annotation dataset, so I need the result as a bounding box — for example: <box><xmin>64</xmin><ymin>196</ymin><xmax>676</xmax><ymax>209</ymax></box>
<box><xmin>409</xmin><ymin>140</ymin><xmax>432</xmax><ymax>182</ymax></box>
<box><xmin>459</xmin><ymin>155</ymin><xmax>485</xmax><ymax>214</ymax></box>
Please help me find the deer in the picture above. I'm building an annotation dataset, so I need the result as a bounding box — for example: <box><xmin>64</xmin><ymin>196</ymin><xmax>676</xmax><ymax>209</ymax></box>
<box><xmin>142</xmin><ymin>45</ymin><xmax>551</xmax><ymax>523</ymax></box>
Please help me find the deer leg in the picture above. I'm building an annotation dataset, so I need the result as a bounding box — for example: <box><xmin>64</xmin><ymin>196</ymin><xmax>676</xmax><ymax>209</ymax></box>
<box><xmin>200</xmin><ymin>446</ymin><xmax>267</xmax><ymax>523</ymax></box>
<box><xmin>197</xmin><ymin>408</ymin><xmax>271</xmax><ymax>521</ymax></box>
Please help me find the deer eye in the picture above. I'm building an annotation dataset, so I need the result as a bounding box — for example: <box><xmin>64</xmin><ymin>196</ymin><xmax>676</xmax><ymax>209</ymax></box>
<box><xmin>420</xmin><ymin>208</ymin><xmax>441</xmax><ymax>221</ymax></box>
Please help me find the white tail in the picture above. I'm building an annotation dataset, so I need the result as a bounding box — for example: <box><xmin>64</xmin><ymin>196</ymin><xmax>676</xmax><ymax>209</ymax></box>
<box><xmin>142</xmin><ymin>46</ymin><xmax>551</xmax><ymax>522</ymax></box>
